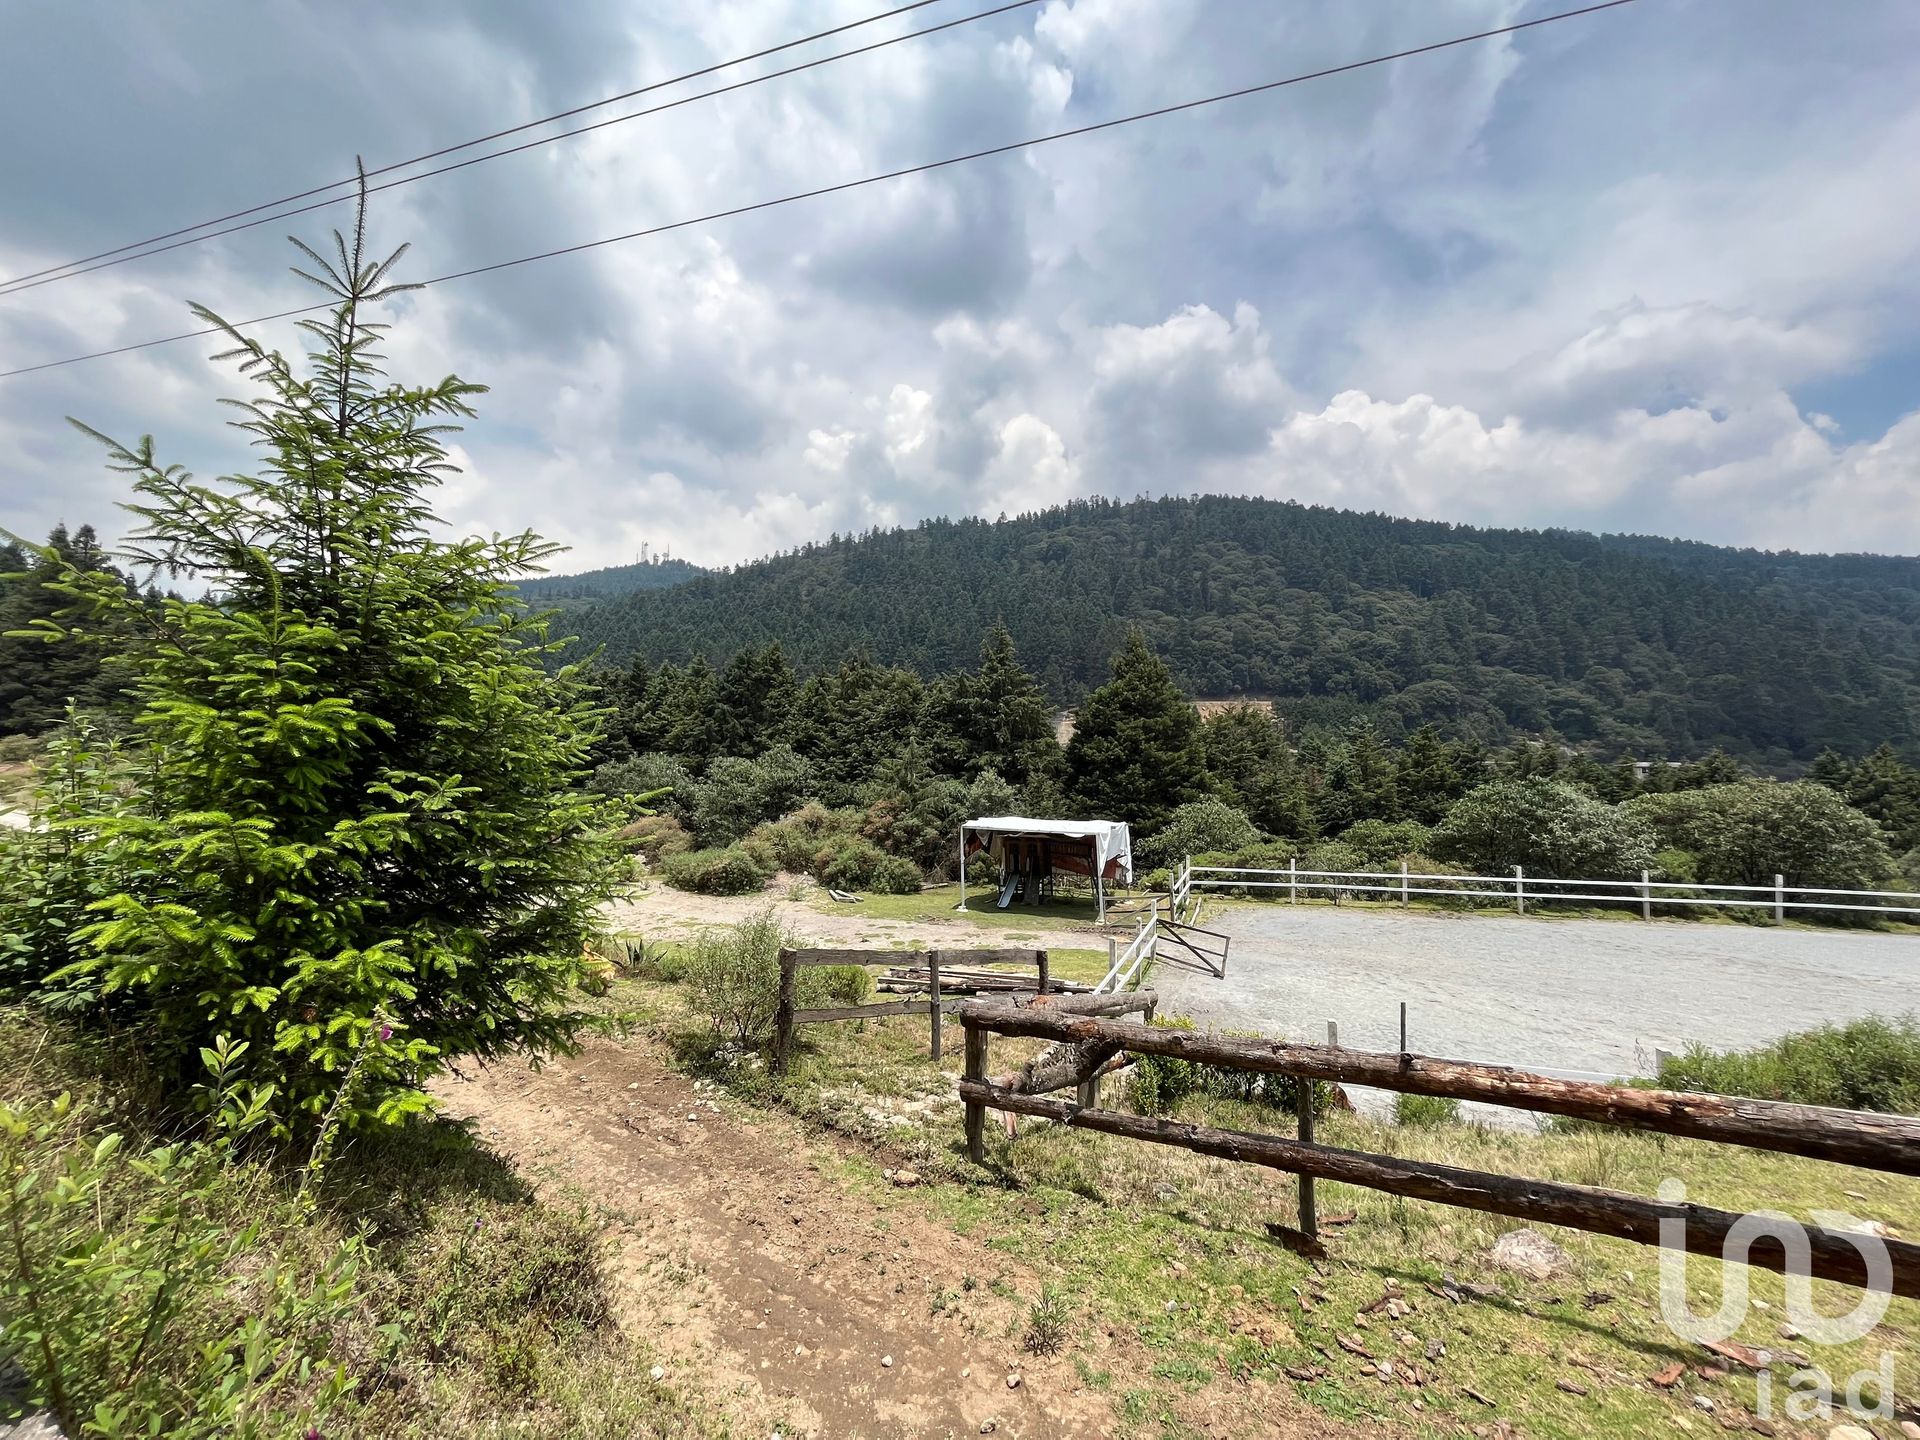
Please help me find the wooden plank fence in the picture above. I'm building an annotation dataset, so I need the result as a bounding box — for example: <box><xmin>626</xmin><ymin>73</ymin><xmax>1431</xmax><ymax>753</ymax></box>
<box><xmin>772</xmin><ymin>947</ymin><xmax>1050</xmax><ymax>1074</ymax></box>
<box><xmin>958</xmin><ymin>1004</ymin><xmax>1920</xmax><ymax>1298</ymax></box>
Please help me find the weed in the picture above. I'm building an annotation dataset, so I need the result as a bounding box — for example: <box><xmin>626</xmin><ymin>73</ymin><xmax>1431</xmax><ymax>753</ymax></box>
<box><xmin>1023</xmin><ymin>1286</ymin><xmax>1070</xmax><ymax>1356</ymax></box>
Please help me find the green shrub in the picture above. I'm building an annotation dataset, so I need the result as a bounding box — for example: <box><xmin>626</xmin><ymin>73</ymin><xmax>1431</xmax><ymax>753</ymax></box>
<box><xmin>0</xmin><ymin>1044</ymin><xmax>363</xmax><ymax>1439</ymax></box>
<box><xmin>806</xmin><ymin>965</ymin><xmax>873</xmax><ymax>1007</ymax></box>
<box><xmin>617</xmin><ymin>813</ymin><xmax>692</xmax><ymax>863</ymax></box>
<box><xmin>0</xmin><ymin>734</ymin><xmax>36</xmax><ymax>763</ymax></box>
<box><xmin>813</xmin><ymin>835</ymin><xmax>898</xmax><ymax>892</ymax></box>
<box><xmin>1653</xmin><ymin>1016</ymin><xmax>1920</xmax><ymax>1112</ymax></box>
<box><xmin>1338</xmin><ymin>819</ymin><xmax>1433</xmax><ymax>868</ymax></box>
<box><xmin>660</xmin><ymin>846</ymin><xmax>770</xmax><ymax>896</ymax></box>
<box><xmin>1129</xmin><ymin>1016</ymin><xmax>1333</xmax><ymax>1118</ymax></box>
<box><xmin>591</xmin><ymin>752</ymin><xmax>695</xmax><ymax>822</ymax></box>
<box><xmin>870</xmin><ymin>854</ymin><xmax>924</xmax><ymax>894</ymax></box>
<box><xmin>1137</xmin><ymin>799</ymin><xmax>1261</xmax><ymax>870</ymax></box>
<box><xmin>1394</xmin><ymin>1092</ymin><xmax>1463</xmax><ymax>1127</ymax></box>
<box><xmin>683</xmin><ymin>909</ymin><xmax>790</xmax><ymax>1046</ymax></box>
<box><xmin>1433</xmin><ymin>778</ymin><xmax>1657</xmax><ymax>879</ymax></box>
<box><xmin>743</xmin><ymin>803</ymin><xmax>861</xmax><ymax>873</ymax></box>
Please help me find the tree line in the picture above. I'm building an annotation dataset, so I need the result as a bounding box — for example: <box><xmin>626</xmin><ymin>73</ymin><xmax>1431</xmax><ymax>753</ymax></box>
<box><xmin>589</xmin><ymin>625</ymin><xmax>1915</xmax><ymax>904</ymax></box>
<box><xmin>565</xmin><ymin>493</ymin><xmax>1920</xmax><ymax>769</ymax></box>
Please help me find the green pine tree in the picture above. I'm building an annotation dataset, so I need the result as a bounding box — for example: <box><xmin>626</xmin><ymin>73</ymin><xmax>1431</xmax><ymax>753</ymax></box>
<box><xmin>1065</xmin><ymin>629</ymin><xmax>1207</xmax><ymax>832</ymax></box>
<box><xmin>23</xmin><ymin>184</ymin><xmax>620</xmax><ymax>1131</ymax></box>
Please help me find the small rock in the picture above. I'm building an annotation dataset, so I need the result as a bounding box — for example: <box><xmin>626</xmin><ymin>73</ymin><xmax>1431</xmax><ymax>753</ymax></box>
<box><xmin>980</xmin><ymin>1424</ymin><xmax>998</xmax><ymax>1436</ymax></box>
<box><xmin>890</xmin><ymin>1169</ymin><xmax>921</xmax><ymax>1187</ymax></box>
<box><xmin>1692</xmin><ymin>1395</ymin><xmax>1714</xmax><ymax>1413</ymax></box>
<box><xmin>1488</xmin><ymin>1228</ymin><xmax>1572</xmax><ymax>1280</ymax></box>
<box><xmin>1426</xmin><ymin>1339</ymin><xmax>1446</xmax><ymax>1361</ymax></box>
<box><xmin>881</xmin><ymin>1355</ymin><xmax>893</xmax><ymax>1368</ymax></box>
<box><xmin>794</xmin><ymin>1344</ymin><xmax>809</xmax><ymax>1357</ymax></box>
<box><xmin>1828</xmin><ymin>1427</ymin><xmax>1875</xmax><ymax>1440</ymax></box>
<box><xmin>961</xmin><ymin>1367</ymin><xmax>970</xmax><ymax>1378</ymax></box>
<box><xmin>649</xmin><ymin>1365</ymin><xmax>665</xmax><ymax>1382</ymax></box>
<box><xmin>1377</xmin><ymin>1360</ymin><xmax>1396</xmax><ymax>1381</ymax></box>
<box><xmin>1006</xmin><ymin>1373</ymin><xmax>1022</xmax><ymax>1390</ymax></box>
<box><xmin>685</xmin><ymin>1112</ymin><xmax>699</xmax><ymax>1122</ymax></box>
<box><xmin>1777</xmin><ymin>1322</ymin><xmax>1802</xmax><ymax>1340</ymax></box>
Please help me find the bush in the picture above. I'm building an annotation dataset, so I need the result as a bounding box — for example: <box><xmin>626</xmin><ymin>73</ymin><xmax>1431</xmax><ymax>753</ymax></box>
<box><xmin>0</xmin><ymin>1046</ymin><xmax>362</xmax><ymax>1438</ymax></box>
<box><xmin>743</xmin><ymin>802</ymin><xmax>859</xmax><ymax>873</ymax></box>
<box><xmin>616</xmin><ymin>813</ymin><xmax>692</xmax><ymax>864</ymax></box>
<box><xmin>1394</xmin><ymin>1092</ymin><xmax>1463</xmax><ymax>1127</ymax></box>
<box><xmin>0</xmin><ymin>734</ymin><xmax>36</xmax><ymax>763</ymax></box>
<box><xmin>592</xmin><ymin>753</ymin><xmax>695</xmax><ymax>821</ymax></box>
<box><xmin>814</xmin><ymin>835</ymin><xmax>921</xmax><ymax>893</ymax></box>
<box><xmin>1129</xmin><ymin>1016</ymin><xmax>1333</xmax><ymax>1118</ymax></box>
<box><xmin>660</xmin><ymin>846</ymin><xmax>770</xmax><ymax>896</ymax></box>
<box><xmin>690</xmin><ymin>746</ymin><xmax>814</xmax><ymax>847</ymax></box>
<box><xmin>683</xmin><ymin>909</ymin><xmax>790</xmax><ymax>1047</ymax></box>
<box><xmin>1432</xmin><ymin>778</ymin><xmax>1657</xmax><ymax>879</ymax></box>
<box><xmin>1337</xmin><ymin>819</ymin><xmax>1433</xmax><ymax>868</ymax></box>
<box><xmin>1653</xmin><ymin>1016</ymin><xmax>1920</xmax><ymax>1112</ymax></box>
<box><xmin>1137</xmin><ymin>799</ymin><xmax>1261</xmax><ymax>870</ymax></box>
<box><xmin>1629</xmin><ymin>781</ymin><xmax>1895</xmax><ymax>891</ymax></box>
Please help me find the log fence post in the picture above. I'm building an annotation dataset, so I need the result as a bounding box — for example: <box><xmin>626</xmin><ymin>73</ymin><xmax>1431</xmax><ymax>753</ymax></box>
<box><xmin>1296</xmin><ymin>1072</ymin><xmax>1318</xmax><ymax>1243</ymax></box>
<box><xmin>963</xmin><ymin>1019</ymin><xmax>988</xmax><ymax>1163</ymax></box>
<box><xmin>1400</xmin><ymin>859</ymin><xmax>1409</xmax><ymax>906</ymax></box>
<box><xmin>1036</xmin><ymin>948</ymin><xmax>1050</xmax><ymax>996</ymax></box>
<box><xmin>927</xmin><ymin>950</ymin><xmax>943</xmax><ymax>1060</ymax></box>
<box><xmin>1289</xmin><ymin>855</ymin><xmax>1297</xmax><ymax>905</ymax></box>
<box><xmin>773</xmin><ymin>949</ymin><xmax>797</xmax><ymax>1075</ymax></box>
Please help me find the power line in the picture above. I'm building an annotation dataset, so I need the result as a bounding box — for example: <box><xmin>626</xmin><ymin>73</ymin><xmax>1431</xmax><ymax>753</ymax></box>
<box><xmin>0</xmin><ymin>0</ymin><xmax>1042</xmax><ymax>299</ymax></box>
<box><xmin>0</xmin><ymin>0</ymin><xmax>1642</xmax><ymax>382</ymax></box>
<box><xmin>0</xmin><ymin>0</ymin><xmax>961</xmax><ymax>293</ymax></box>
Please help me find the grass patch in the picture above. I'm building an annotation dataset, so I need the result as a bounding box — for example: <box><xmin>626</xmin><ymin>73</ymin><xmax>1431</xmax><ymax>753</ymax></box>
<box><xmin>616</xmin><ymin>962</ymin><xmax>1920</xmax><ymax>1440</ymax></box>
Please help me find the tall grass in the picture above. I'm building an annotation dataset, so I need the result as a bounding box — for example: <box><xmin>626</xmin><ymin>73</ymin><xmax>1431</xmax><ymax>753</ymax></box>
<box><xmin>1653</xmin><ymin>1015</ymin><xmax>1920</xmax><ymax>1112</ymax></box>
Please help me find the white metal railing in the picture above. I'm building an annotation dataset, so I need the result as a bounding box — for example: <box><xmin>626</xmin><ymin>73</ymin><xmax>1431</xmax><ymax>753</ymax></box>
<box><xmin>1186</xmin><ymin>860</ymin><xmax>1920</xmax><ymax>921</ymax></box>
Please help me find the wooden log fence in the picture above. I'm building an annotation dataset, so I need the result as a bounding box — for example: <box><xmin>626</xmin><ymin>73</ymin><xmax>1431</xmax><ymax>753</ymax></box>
<box><xmin>958</xmin><ymin>1004</ymin><xmax>1920</xmax><ymax>1299</ymax></box>
<box><xmin>772</xmin><ymin>947</ymin><xmax>1050</xmax><ymax>1074</ymax></box>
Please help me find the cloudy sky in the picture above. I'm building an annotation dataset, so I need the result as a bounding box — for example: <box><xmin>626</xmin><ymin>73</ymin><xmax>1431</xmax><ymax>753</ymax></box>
<box><xmin>2</xmin><ymin>0</ymin><xmax>1917</xmax><ymax>570</ymax></box>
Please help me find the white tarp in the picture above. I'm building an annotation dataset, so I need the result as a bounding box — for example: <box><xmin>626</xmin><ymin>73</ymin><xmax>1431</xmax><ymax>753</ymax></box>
<box><xmin>963</xmin><ymin>815</ymin><xmax>1133</xmax><ymax>884</ymax></box>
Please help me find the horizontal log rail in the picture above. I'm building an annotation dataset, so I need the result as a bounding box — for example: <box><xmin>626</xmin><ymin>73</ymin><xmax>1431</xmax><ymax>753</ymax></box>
<box><xmin>958</xmin><ymin>1081</ymin><xmax>1920</xmax><ymax>1299</ymax></box>
<box><xmin>957</xmin><ymin>1006</ymin><xmax>1920</xmax><ymax>1175</ymax></box>
<box><xmin>773</xmin><ymin>947</ymin><xmax>1049</xmax><ymax>1074</ymax></box>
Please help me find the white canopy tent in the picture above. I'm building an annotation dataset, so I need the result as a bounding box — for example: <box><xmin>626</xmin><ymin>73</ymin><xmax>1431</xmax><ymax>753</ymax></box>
<box><xmin>959</xmin><ymin>815</ymin><xmax>1133</xmax><ymax>920</ymax></box>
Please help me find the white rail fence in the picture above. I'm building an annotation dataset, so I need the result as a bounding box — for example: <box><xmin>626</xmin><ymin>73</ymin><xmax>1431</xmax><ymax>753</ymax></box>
<box><xmin>1183</xmin><ymin>859</ymin><xmax>1920</xmax><ymax>921</ymax></box>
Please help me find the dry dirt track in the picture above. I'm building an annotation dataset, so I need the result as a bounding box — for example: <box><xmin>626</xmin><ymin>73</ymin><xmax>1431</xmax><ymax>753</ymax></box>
<box><xmin>440</xmin><ymin>1035</ymin><xmax>1395</xmax><ymax>1440</ymax></box>
<box><xmin>439</xmin><ymin>1036</ymin><xmax>1118</xmax><ymax>1439</ymax></box>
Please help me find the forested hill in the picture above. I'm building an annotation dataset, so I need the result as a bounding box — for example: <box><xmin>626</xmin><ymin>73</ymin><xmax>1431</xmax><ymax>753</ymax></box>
<box><xmin>567</xmin><ymin>495</ymin><xmax>1920</xmax><ymax>766</ymax></box>
<box><xmin>517</xmin><ymin>554</ymin><xmax>704</xmax><ymax>605</ymax></box>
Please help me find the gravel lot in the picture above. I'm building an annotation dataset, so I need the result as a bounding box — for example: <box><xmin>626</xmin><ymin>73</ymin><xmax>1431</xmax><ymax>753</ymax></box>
<box><xmin>1152</xmin><ymin>903</ymin><xmax>1920</xmax><ymax>1117</ymax></box>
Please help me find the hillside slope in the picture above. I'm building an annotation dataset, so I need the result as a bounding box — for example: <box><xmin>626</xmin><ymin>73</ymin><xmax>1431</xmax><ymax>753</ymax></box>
<box><xmin>568</xmin><ymin>495</ymin><xmax>1920</xmax><ymax>765</ymax></box>
<box><xmin>519</xmin><ymin>555</ymin><xmax>704</xmax><ymax>606</ymax></box>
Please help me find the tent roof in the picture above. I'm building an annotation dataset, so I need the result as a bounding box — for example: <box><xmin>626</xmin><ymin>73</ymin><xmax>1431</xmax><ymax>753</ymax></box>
<box><xmin>963</xmin><ymin>816</ymin><xmax>1125</xmax><ymax>841</ymax></box>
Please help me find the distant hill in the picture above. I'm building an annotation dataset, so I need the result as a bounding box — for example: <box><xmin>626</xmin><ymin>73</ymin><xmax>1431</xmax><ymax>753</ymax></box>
<box><xmin>518</xmin><ymin>556</ymin><xmax>704</xmax><ymax>606</ymax></box>
<box><xmin>566</xmin><ymin>494</ymin><xmax>1920</xmax><ymax>766</ymax></box>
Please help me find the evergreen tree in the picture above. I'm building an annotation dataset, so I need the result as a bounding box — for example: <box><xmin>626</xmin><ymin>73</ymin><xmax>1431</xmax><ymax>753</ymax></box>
<box><xmin>712</xmin><ymin>642</ymin><xmax>796</xmax><ymax>757</ymax></box>
<box><xmin>657</xmin><ymin>655</ymin><xmax>719</xmax><ymax>768</ymax></box>
<box><xmin>19</xmin><ymin>188</ymin><xmax>619</xmax><ymax>1130</ymax></box>
<box><xmin>1065</xmin><ymin>629</ymin><xmax>1207</xmax><ymax>832</ymax></box>
<box><xmin>1201</xmin><ymin>704</ymin><xmax>1313</xmax><ymax>837</ymax></box>
<box><xmin>1394</xmin><ymin>723</ymin><xmax>1464</xmax><ymax>824</ymax></box>
<box><xmin>1840</xmin><ymin>743</ymin><xmax>1920</xmax><ymax>852</ymax></box>
<box><xmin>0</xmin><ymin>522</ymin><xmax>128</xmax><ymax>735</ymax></box>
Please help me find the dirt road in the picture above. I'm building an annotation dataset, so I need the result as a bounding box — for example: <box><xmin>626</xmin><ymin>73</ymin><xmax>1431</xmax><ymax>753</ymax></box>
<box><xmin>608</xmin><ymin>880</ymin><xmax>1111</xmax><ymax>956</ymax></box>
<box><xmin>439</xmin><ymin>1037</ymin><xmax>1118</xmax><ymax>1439</ymax></box>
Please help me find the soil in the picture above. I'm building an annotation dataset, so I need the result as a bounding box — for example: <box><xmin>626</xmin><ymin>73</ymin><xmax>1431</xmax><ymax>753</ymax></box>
<box><xmin>439</xmin><ymin>1036</ymin><xmax>1118</xmax><ymax>1439</ymax></box>
<box><xmin>441</xmin><ymin>1034</ymin><xmax>1396</xmax><ymax>1439</ymax></box>
<box><xmin>608</xmin><ymin>879</ymin><xmax>1111</xmax><ymax>956</ymax></box>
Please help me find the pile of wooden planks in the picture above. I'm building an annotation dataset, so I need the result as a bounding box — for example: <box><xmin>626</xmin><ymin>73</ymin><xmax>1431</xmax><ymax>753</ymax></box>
<box><xmin>875</xmin><ymin>964</ymin><xmax>1089</xmax><ymax>996</ymax></box>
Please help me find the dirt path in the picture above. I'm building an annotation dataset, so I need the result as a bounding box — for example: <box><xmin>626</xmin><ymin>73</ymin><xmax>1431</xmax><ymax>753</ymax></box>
<box><xmin>439</xmin><ymin>1036</ymin><xmax>1120</xmax><ymax>1439</ymax></box>
<box><xmin>608</xmin><ymin>881</ymin><xmax>1112</xmax><ymax>956</ymax></box>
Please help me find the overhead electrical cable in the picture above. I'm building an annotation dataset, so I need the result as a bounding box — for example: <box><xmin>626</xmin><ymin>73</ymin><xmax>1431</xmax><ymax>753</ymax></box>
<box><xmin>0</xmin><ymin>0</ymin><xmax>970</xmax><ymax>293</ymax></box>
<box><xmin>0</xmin><ymin>0</ymin><xmax>1641</xmax><ymax>381</ymax></box>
